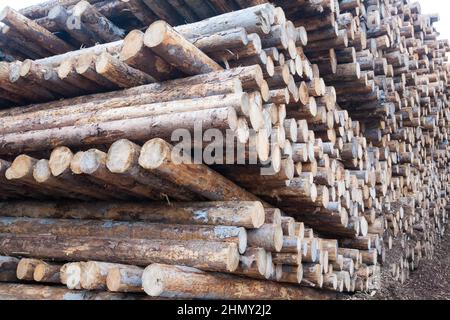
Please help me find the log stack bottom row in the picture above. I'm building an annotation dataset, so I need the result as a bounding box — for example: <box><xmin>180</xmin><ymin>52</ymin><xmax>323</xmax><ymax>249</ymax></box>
<box><xmin>0</xmin><ymin>0</ymin><xmax>449</xmax><ymax>300</ymax></box>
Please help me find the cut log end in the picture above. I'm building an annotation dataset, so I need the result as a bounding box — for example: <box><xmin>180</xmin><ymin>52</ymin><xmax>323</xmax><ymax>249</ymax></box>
<box><xmin>33</xmin><ymin>264</ymin><xmax>47</xmax><ymax>282</ymax></box>
<box><xmin>252</xmin><ymin>202</ymin><xmax>266</xmax><ymax>229</ymax></box>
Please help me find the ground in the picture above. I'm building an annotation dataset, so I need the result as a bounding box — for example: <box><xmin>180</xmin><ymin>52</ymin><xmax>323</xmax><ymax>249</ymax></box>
<box><xmin>351</xmin><ymin>226</ymin><xmax>450</xmax><ymax>300</ymax></box>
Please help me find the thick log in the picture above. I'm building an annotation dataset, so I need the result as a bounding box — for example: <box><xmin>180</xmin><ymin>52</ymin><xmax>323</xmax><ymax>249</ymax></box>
<box><xmin>0</xmin><ymin>80</ymin><xmax>242</xmax><ymax>135</ymax></box>
<box><xmin>67</xmin><ymin>0</ymin><xmax>125</xmax><ymax>42</ymax></box>
<box><xmin>0</xmin><ymin>283</ymin><xmax>149</xmax><ymax>300</ymax></box>
<box><xmin>120</xmin><ymin>29</ymin><xmax>177</xmax><ymax>81</ymax></box>
<box><xmin>95</xmin><ymin>52</ymin><xmax>155</xmax><ymax>88</ymax></box>
<box><xmin>33</xmin><ymin>262</ymin><xmax>62</xmax><ymax>284</ymax></box>
<box><xmin>144</xmin><ymin>21</ymin><xmax>223</xmax><ymax>75</ymax></box>
<box><xmin>0</xmin><ymin>233</ymin><xmax>240</xmax><ymax>273</ymax></box>
<box><xmin>106</xmin><ymin>139</ymin><xmax>199</xmax><ymax>201</ymax></box>
<box><xmin>247</xmin><ymin>224</ymin><xmax>284</xmax><ymax>252</ymax></box>
<box><xmin>0</xmin><ymin>201</ymin><xmax>265</xmax><ymax>229</ymax></box>
<box><xmin>0</xmin><ymin>7</ymin><xmax>73</xmax><ymax>55</ymax></box>
<box><xmin>142</xmin><ymin>264</ymin><xmax>338</xmax><ymax>300</ymax></box>
<box><xmin>174</xmin><ymin>4</ymin><xmax>275</xmax><ymax>37</ymax></box>
<box><xmin>0</xmin><ymin>108</ymin><xmax>238</xmax><ymax>155</ymax></box>
<box><xmin>139</xmin><ymin>138</ymin><xmax>261</xmax><ymax>202</ymax></box>
<box><xmin>0</xmin><ymin>256</ymin><xmax>19</xmax><ymax>282</ymax></box>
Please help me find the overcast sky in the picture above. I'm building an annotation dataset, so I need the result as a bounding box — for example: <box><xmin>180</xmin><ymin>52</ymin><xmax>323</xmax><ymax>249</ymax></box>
<box><xmin>0</xmin><ymin>0</ymin><xmax>449</xmax><ymax>39</ymax></box>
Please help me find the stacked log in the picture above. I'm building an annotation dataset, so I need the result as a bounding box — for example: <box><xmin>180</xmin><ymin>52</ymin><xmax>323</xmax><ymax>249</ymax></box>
<box><xmin>262</xmin><ymin>0</ymin><xmax>450</xmax><ymax>287</ymax></box>
<box><xmin>0</xmin><ymin>0</ymin><xmax>449</xmax><ymax>299</ymax></box>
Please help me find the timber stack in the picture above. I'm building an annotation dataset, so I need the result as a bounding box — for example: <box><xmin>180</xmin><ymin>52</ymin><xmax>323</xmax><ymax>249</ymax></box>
<box><xmin>0</xmin><ymin>0</ymin><xmax>448</xmax><ymax>299</ymax></box>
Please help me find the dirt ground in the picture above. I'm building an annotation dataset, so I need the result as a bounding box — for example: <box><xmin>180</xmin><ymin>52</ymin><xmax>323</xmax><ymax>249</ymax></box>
<box><xmin>351</xmin><ymin>225</ymin><xmax>450</xmax><ymax>300</ymax></box>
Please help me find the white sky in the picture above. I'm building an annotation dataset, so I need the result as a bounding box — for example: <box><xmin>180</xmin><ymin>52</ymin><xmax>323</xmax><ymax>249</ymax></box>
<box><xmin>0</xmin><ymin>0</ymin><xmax>449</xmax><ymax>39</ymax></box>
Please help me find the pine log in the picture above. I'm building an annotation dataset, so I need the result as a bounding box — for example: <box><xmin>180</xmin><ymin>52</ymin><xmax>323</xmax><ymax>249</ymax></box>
<box><xmin>141</xmin><ymin>263</ymin><xmax>338</xmax><ymax>300</ymax></box>
<box><xmin>144</xmin><ymin>21</ymin><xmax>223</xmax><ymax>75</ymax></box>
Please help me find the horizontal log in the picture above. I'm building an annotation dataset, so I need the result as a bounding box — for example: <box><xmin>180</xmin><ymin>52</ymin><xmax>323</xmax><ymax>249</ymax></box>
<box><xmin>0</xmin><ymin>233</ymin><xmax>240</xmax><ymax>273</ymax></box>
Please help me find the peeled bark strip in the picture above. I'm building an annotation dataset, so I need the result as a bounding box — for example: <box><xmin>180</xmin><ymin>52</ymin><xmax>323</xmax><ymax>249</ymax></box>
<box><xmin>0</xmin><ymin>234</ymin><xmax>240</xmax><ymax>273</ymax></box>
<box><xmin>144</xmin><ymin>21</ymin><xmax>223</xmax><ymax>75</ymax></box>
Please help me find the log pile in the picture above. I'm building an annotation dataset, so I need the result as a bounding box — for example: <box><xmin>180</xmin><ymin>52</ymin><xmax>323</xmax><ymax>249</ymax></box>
<box><xmin>0</xmin><ymin>0</ymin><xmax>449</xmax><ymax>299</ymax></box>
<box><xmin>266</xmin><ymin>0</ymin><xmax>450</xmax><ymax>285</ymax></box>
